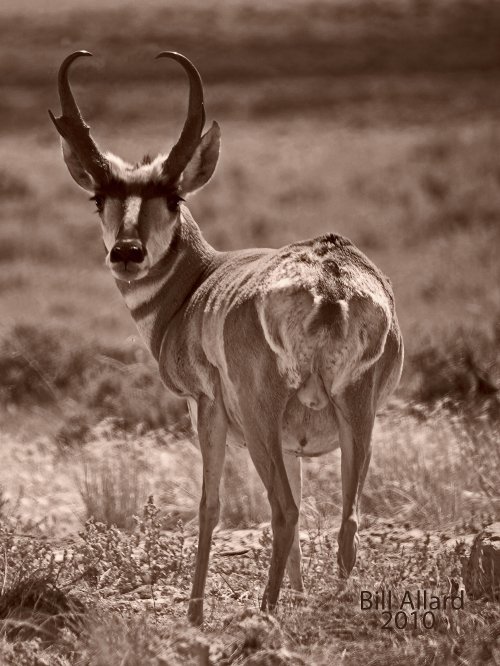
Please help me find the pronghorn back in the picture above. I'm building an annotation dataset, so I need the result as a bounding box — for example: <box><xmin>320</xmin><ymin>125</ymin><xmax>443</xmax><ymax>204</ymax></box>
<box><xmin>154</xmin><ymin>224</ymin><xmax>400</xmax><ymax>458</ymax></box>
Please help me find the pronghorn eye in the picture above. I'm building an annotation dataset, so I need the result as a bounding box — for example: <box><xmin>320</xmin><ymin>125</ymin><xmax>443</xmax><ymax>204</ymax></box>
<box><xmin>90</xmin><ymin>194</ymin><xmax>105</xmax><ymax>213</ymax></box>
<box><xmin>166</xmin><ymin>193</ymin><xmax>184</xmax><ymax>212</ymax></box>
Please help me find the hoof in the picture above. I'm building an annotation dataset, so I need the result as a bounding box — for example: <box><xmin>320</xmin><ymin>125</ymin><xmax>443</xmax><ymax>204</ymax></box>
<box><xmin>260</xmin><ymin>585</ymin><xmax>278</xmax><ymax>613</ymax></box>
<box><xmin>188</xmin><ymin>599</ymin><xmax>204</xmax><ymax>626</ymax></box>
<box><xmin>337</xmin><ymin>519</ymin><xmax>359</xmax><ymax>577</ymax></box>
<box><xmin>288</xmin><ymin>588</ymin><xmax>307</xmax><ymax>606</ymax></box>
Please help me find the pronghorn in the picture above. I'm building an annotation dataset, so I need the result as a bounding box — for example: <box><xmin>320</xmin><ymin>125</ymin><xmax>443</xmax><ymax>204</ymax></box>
<box><xmin>50</xmin><ymin>51</ymin><xmax>404</xmax><ymax>625</ymax></box>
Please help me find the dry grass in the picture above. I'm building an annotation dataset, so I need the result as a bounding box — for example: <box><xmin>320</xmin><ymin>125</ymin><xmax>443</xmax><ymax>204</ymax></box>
<box><xmin>366</xmin><ymin>411</ymin><xmax>500</xmax><ymax>528</ymax></box>
<box><xmin>0</xmin><ymin>475</ymin><xmax>497</xmax><ymax>664</ymax></box>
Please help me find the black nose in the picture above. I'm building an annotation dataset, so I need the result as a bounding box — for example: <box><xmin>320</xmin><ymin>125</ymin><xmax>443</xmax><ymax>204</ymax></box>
<box><xmin>110</xmin><ymin>240</ymin><xmax>146</xmax><ymax>264</ymax></box>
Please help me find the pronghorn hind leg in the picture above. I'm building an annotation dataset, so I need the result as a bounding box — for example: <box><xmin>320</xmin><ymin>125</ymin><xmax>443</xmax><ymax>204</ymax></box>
<box><xmin>332</xmin><ymin>370</ymin><xmax>376</xmax><ymax>578</ymax></box>
<box><xmin>240</xmin><ymin>398</ymin><xmax>298</xmax><ymax>611</ymax></box>
<box><xmin>283</xmin><ymin>453</ymin><xmax>304</xmax><ymax>594</ymax></box>
<box><xmin>263</xmin><ymin>459</ymin><xmax>299</xmax><ymax>611</ymax></box>
<box><xmin>187</xmin><ymin>385</ymin><xmax>227</xmax><ymax>626</ymax></box>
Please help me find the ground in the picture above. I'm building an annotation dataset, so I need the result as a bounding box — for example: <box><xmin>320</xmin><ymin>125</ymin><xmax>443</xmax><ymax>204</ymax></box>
<box><xmin>0</xmin><ymin>0</ymin><xmax>499</xmax><ymax>664</ymax></box>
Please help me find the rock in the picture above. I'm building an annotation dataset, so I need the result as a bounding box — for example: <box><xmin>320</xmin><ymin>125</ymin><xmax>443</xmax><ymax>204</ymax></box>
<box><xmin>464</xmin><ymin>522</ymin><xmax>500</xmax><ymax>601</ymax></box>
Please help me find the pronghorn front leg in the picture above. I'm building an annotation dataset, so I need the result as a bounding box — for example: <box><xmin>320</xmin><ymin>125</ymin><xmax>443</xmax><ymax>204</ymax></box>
<box><xmin>188</xmin><ymin>386</ymin><xmax>227</xmax><ymax>626</ymax></box>
<box><xmin>333</xmin><ymin>374</ymin><xmax>376</xmax><ymax>578</ymax></box>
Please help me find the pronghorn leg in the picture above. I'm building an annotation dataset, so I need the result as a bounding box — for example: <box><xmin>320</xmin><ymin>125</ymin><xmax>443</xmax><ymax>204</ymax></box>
<box><xmin>188</xmin><ymin>389</ymin><xmax>227</xmax><ymax>626</ymax></box>
<box><xmin>241</xmin><ymin>405</ymin><xmax>298</xmax><ymax>612</ymax></box>
<box><xmin>333</xmin><ymin>373</ymin><xmax>376</xmax><ymax>578</ymax></box>
<box><xmin>283</xmin><ymin>453</ymin><xmax>304</xmax><ymax>593</ymax></box>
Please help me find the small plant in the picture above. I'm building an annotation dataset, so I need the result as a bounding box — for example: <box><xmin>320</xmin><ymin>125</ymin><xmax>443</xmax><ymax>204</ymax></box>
<box><xmin>138</xmin><ymin>496</ymin><xmax>186</xmax><ymax>585</ymax></box>
<box><xmin>75</xmin><ymin>497</ymin><xmax>191</xmax><ymax>596</ymax></box>
<box><xmin>77</xmin><ymin>440</ymin><xmax>148</xmax><ymax>529</ymax></box>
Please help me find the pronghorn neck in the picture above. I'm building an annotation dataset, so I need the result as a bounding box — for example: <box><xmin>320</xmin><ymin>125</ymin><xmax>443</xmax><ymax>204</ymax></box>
<box><xmin>115</xmin><ymin>206</ymin><xmax>216</xmax><ymax>359</ymax></box>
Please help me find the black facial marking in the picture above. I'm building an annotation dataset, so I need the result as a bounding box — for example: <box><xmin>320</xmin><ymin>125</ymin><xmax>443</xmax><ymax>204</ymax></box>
<box><xmin>93</xmin><ymin>178</ymin><xmax>183</xmax><ymax>212</ymax></box>
<box><xmin>96</xmin><ymin>178</ymin><xmax>176</xmax><ymax>199</ymax></box>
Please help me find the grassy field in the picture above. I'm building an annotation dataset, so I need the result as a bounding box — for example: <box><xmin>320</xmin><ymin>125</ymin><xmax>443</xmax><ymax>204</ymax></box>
<box><xmin>0</xmin><ymin>0</ymin><xmax>499</xmax><ymax>664</ymax></box>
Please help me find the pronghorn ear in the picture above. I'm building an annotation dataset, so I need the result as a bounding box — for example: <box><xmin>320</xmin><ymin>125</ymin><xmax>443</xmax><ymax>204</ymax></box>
<box><xmin>60</xmin><ymin>138</ymin><xmax>95</xmax><ymax>192</ymax></box>
<box><xmin>178</xmin><ymin>121</ymin><xmax>221</xmax><ymax>196</ymax></box>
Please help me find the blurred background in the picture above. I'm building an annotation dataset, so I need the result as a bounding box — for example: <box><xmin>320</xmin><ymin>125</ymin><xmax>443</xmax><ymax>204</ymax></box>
<box><xmin>0</xmin><ymin>0</ymin><xmax>498</xmax><ymax>531</ymax></box>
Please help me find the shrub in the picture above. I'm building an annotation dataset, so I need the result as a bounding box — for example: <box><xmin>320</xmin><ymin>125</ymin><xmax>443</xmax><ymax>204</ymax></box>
<box><xmin>80</xmin><ymin>363</ymin><xmax>189</xmax><ymax>435</ymax></box>
<box><xmin>0</xmin><ymin>517</ymin><xmax>84</xmax><ymax>648</ymax></box>
<box><xmin>0</xmin><ymin>323</ymin><xmax>93</xmax><ymax>406</ymax></box>
<box><xmin>405</xmin><ymin>326</ymin><xmax>499</xmax><ymax>408</ymax></box>
<box><xmin>0</xmin><ymin>323</ymin><xmax>189</xmax><ymax>438</ymax></box>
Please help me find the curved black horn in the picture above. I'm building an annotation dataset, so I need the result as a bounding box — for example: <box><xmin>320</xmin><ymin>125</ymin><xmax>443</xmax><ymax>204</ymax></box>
<box><xmin>49</xmin><ymin>51</ymin><xmax>110</xmax><ymax>184</ymax></box>
<box><xmin>156</xmin><ymin>51</ymin><xmax>206</xmax><ymax>181</ymax></box>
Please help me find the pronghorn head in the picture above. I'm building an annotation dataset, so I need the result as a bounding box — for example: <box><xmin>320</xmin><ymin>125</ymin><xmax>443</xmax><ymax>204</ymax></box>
<box><xmin>50</xmin><ymin>51</ymin><xmax>220</xmax><ymax>281</ymax></box>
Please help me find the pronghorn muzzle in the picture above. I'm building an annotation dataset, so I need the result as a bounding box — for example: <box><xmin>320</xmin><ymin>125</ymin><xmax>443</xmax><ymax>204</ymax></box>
<box><xmin>110</xmin><ymin>239</ymin><xmax>146</xmax><ymax>266</ymax></box>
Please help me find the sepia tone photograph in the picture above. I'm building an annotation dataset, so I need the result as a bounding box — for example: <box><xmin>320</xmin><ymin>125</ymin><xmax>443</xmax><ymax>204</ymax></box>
<box><xmin>0</xmin><ymin>0</ymin><xmax>499</xmax><ymax>663</ymax></box>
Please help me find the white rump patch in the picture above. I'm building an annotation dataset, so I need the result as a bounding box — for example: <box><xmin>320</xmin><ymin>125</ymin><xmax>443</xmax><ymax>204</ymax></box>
<box><xmin>257</xmin><ymin>282</ymin><xmax>319</xmax><ymax>389</ymax></box>
<box><xmin>271</xmin><ymin>277</ymin><xmax>296</xmax><ymax>291</ymax></box>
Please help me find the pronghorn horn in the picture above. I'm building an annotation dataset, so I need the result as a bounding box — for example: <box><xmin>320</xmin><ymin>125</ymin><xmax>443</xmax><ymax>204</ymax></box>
<box><xmin>49</xmin><ymin>51</ymin><xmax>110</xmax><ymax>184</ymax></box>
<box><xmin>156</xmin><ymin>51</ymin><xmax>206</xmax><ymax>182</ymax></box>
